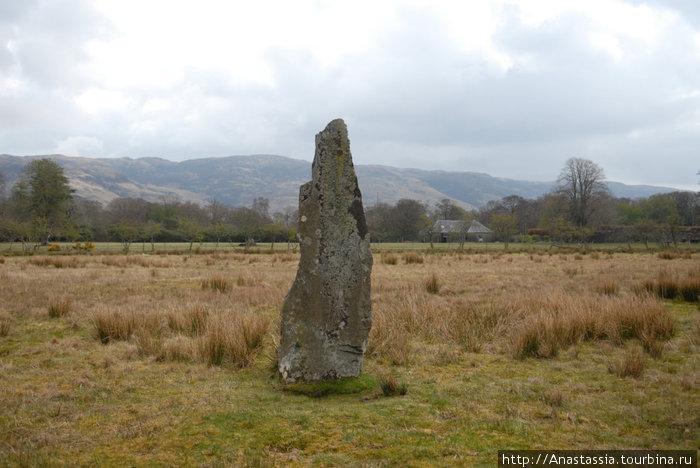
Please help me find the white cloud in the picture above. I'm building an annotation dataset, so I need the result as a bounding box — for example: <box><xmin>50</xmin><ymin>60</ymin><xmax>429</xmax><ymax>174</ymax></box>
<box><xmin>76</xmin><ymin>88</ymin><xmax>133</xmax><ymax>114</ymax></box>
<box><xmin>141</xmin><ymin>98</ymin><xmax>172</xmax><ymax>114</ymax></box>
<box><xmin>0</xmin><ymin>0</ymin><xmax>698</xmax><ymax>190</ymax></box>
<box><xmin>56</xmin><ymin>136</ymin><xmax>104</xmax><ymax>157</ymax></box>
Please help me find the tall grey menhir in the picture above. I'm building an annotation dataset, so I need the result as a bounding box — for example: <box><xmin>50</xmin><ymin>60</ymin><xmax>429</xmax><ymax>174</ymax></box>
<box><xmin>278</xmin><ymin>119</ymin><xmax>373</xmax><ymax>383</ymax></box>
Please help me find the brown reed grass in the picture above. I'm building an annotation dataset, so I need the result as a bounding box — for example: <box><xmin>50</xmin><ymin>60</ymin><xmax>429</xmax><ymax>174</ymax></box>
<box><xmin>167</xmin><ymin>304</ymin><xmax>209</xmax><ymax>336</ymax></box>
<box><xmin>91</xmin><ymin>307</ymin><xmax>160</xmax><ymax>344</ymax></box>
<box><xmin>507</xmin><ymin>292</ymin><xmax>673</xmax><ymax>359</ymax></box>
<box><xmin>425</xmin><ymin>273</ymin><xmax>441</xmax><ymax>294</ymax></box>
<box><xmin>381</xmin><ymin>252</ymin><xmax>398</xmax><ymax>265</ymax></box>
<box><xmin>100</xmin><ymin>256</ymin><xmax>128</xmax><ymax>267</ymax></box>
<box><xmin>201</xmin><ymin>274</ymin><xmax>230</xmax><ymax>293</ymax></box>
<box><xmin>638</xmin><ymin>269</ymin><xmax>700</xmax><ymax>302</ymax></box>
<box><xmin>595</xmin><ymin>280</ymin><xmax>619</xmax><ymax>296</ymax></box>
<box><xmin>0</xmin><ymin>313</ymin><xmax>10</xmax><ymax>337</ymax></box>
<box><xmin>200</xmin><ymin>312</ymin><xmax>269</xmax><ymax>368</ymax></box>
<box><xmin>31</xmin><ymin>256</ymin><xmax>81</xmax><ymax>269</ymax></box>
<box><xmin>47</xmin><ymin>296</ymin><xmax>71</xmax><ymax>318</ymax></box>
<box><xmin>402</xmin><ymin>252</ymin><xmax>424</xmax><ymax>264</ymax></box>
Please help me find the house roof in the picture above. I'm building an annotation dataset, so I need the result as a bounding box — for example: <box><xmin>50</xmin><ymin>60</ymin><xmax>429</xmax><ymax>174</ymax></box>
<box><xmin>432</xmin><ymin>220</ymin><xmax>468</xmax><ymax>233</ymax></box>
<box><xmin>467</xmin><ymin>220</ymin><xmax>492</xmax><ymax>234</ymax></box>
<box><xmin>432</xmin><ymin>219</ymin><xmax>492</xmax><ymax>234</ymax></box>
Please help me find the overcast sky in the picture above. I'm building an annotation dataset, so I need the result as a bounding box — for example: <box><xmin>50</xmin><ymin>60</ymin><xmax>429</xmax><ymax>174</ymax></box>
<box><xmin>1</xmin><ymin>0</ymin><xmax>699</xmax><ymax>190</ymax></box>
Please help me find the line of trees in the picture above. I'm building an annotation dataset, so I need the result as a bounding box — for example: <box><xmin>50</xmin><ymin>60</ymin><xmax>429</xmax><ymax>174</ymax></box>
<box><xmin>476</xmin><ymin>158</ymin><xmax>698</xmax><ymax>246</ymax></box>
<box><xmin>0</xmin><ymin>159</ymin><xmax>298</xmax><ymax>252</ymax></box>
<box><xmin>365</xmin><ymin>158</ymin><xmax>698</xmax><ymax>245</ymax></box>
<box><xmin>0</xmin><ymin>157</ymin><xmax>697</xmax><ymax>250</ymax></box>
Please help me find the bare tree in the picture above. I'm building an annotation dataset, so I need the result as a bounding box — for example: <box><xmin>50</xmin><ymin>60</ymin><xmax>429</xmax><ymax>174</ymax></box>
<box><xmin>205</xmin><ymin>199</ymin><xmax>227</xmax><ymax>225</ymax></box>
<box><xmin>557</xmin><ymin>158</ymin><xmax>608</xmax><ymax>227</ymax></box>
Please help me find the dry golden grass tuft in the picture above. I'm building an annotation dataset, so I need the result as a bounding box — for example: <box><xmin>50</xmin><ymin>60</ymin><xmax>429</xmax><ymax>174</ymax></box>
<box><xmin>402</xmin><ymin>251</ymin><xmax>424</xmax><ymax>264</ymax></box>
<box><xmin>657</xmin><ymin>250</ymin><xmax>686</xmax><ymax>260</ymax></box>
<box><xmin>167</xmin><ymin>304</ymin><xmax>209</xmax><ymax>336</ymax></box>
<box><xmin>381</xmin><ymin>252</ymin><xmax>398</xmax><ymax>265</ymax></box>
<box><xmin>101</xmin><ymin>255</ymin><xmax>128</xmax><ymax>268</ymax></box>
<box><xmin>507</xmin><ymin>292</ymin><xmax>673</xmax><ymax>359</ymax></box>
<box><xmin>563</xmin><ymin>267</ymin><xmax>579</xmax><ymax>278</ymax></box>
<box><xmin>91</xmin><ymin>307</ymin><xmax>160</xmax><ymax>344</ymax></box>
<box><xmin>134</xmin><ymin>325</ymin><xmax>163</xmax><ymax>358</ymax></box>
<box><xmin>47</xmin><ymin>296</ymin><xmax>71</xmax><ymax>318</ymax></box>
<box><xmin>0</xmin><ymin>313</ymin><xmax>10</xmax><ymax>337</ymax></box>
<box><xmin>30</xmin><ymin>255</ymin><xmax>81</xmax><ymax>269</ymax></box>
<box><xmin>424</xmin><ymin>273</ymin><xmax>441</xmax><ymax>294</ymax></box>
<box><xmin>201</xmin><ymin>274</ymin><xmax>230</xmax><ymax>293</ymax></box>
<box><xmin>236</xmin><ymin>272</ymin><xmax>262</xmax><ymax>287</ymax></box>
<box><xmin>638</xmin><ymin>269</ymin><xmax>700</xmax><ymax>302</ymax></box>
<box><xmin>679</xmin><ymin>279</ymin><xmax>700</xmax><ymax>303</ymax></box>
<box><xmin>369</xmin><ymin>290</ymin><xmax>506</xmax><ymax>360</ymax></box>
<box><xmin>595</xmin><ymin>280</ymin><xmax>619</xmax><ymax>296</ymax></box>
<box><xmin>200</xmin><ymin>312</ymin><xmax>269</xmax><ymax>368</ymax></box>
<box><xmin>126</xmin><ymin>255</ymin><xmax>173</xmax><ymax>268</ymax></box>
<box><xmin>367</xmin><ymin>309</ymin><xmax>413</xmax><ymax>365</ymax></box>
<box><xmin>641</xmin><ymin>331</ymin><xmax>665</xmax><ymax>358</ymax></box>
<box><xmin>273</xmin><ymin>252</ymin><xmax>297</xmax><ymax>263</ymax></box>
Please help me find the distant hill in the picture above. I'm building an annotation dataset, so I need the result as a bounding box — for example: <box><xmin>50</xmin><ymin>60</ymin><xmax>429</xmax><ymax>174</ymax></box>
<box><xmin>0</xmin><ymin>154</ymin><xmax>683</xmax><ymax>211</ymax></box>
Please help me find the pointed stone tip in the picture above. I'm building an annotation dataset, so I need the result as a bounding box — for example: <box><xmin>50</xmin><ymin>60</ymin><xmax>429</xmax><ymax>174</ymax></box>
<box><xmin>323</xmin><ymin>118</ymin><xmax>347</xmax><ymax>133</ymax></box>
<box><xmin>315</xmin><ymin>119</ymin><xmax>349</xmax><ymax>150</ymax></box>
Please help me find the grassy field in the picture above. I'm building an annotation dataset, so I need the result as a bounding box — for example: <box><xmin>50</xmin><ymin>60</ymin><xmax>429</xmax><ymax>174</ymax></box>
<box><xmin>0</xmin><ymin>246</ymin><xmax>698</xmax><ymax>466</ymax></box>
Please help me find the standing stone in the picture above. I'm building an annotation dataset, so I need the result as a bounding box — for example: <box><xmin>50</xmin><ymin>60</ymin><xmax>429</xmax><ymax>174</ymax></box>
<box><xmin>278</xmin><ymin>119</ymin><xmax>372</xmax><ymax>382</ymax></box>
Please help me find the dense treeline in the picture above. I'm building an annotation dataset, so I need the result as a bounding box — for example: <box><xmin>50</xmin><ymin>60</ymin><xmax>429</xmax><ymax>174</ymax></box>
<box><xmin>363</xmin><ymin>190</ymin><xmax>698</xmax><ymax>245</ymax></box>
<box><xmin>474</xmin><ymin>158</ymin><xmax>698</xmax><ymax>245</ymax></box>
<box><xmin>0</xmin><ymin>159</ymin><xmax>297</xmax><ymax>251</ymax></box>
<box><xmin>365</xmin><ymin>159</ymin><xmax>698</xmax><ymax>245</ymax></box>
<box><xmin>0</xmin><ymin>158</ymin><xmax>697</xmax><ymax>250</ymax></box>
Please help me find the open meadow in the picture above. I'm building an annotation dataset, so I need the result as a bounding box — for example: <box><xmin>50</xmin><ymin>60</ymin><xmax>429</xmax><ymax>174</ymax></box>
<box><xmin>0</xmin><ymin>244</ymin><xmax>698</xmax><ymax>466</ymax></box>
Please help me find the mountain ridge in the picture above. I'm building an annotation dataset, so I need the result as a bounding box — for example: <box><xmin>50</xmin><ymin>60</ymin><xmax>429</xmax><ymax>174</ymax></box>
<box><xmin>0</xmin><ymin>153</ymin><xmax>683</xmax><ymax>211</ymax></box>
